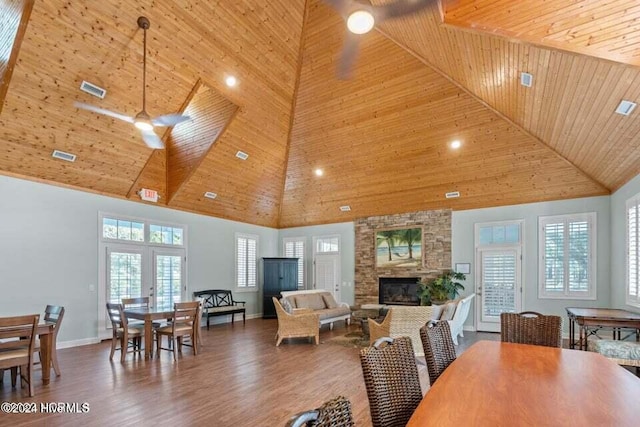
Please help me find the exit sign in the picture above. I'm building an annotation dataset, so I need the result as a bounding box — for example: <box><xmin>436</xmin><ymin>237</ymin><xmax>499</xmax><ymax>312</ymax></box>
<box><xmin>139</xmin><ymin>188</ymin><xmax>159</xmax><ymax>203</ymax></box>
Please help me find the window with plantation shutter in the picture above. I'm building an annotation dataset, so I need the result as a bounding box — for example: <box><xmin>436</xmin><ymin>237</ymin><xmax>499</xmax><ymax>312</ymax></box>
<box><xmin>236</xmin><ymin>233</ymin><xmax>258</xmax><ymax>290</ymax></box>
<box><xmin>284</xmin><ymin>238</ymin><xmax>305</xmax><ymax>289</ymax></box>
<box><xmin>627</xmin><ymin>194</ymin><xmax>640</xmax><ymax>307</ymax></box>
<box><xmin>538</xmin><ymin>213</ymin><xmax>596</xmax><ymax>299</ymax></box>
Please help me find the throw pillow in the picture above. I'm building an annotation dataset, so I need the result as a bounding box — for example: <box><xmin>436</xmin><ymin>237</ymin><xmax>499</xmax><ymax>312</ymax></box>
<box><xmin>295</xmin><ymin>293</ymin><xmax>326</xmax><ymax>310</ymax></box>
<box><xmin>322</xmin><ymin>293</ymin><xmax>339</xmax><ymax>309</ymax></box>
<box><xmin>280</xmin><ymin>298</ymin><xmax>293</xmax><ymax>314</ymax></box>
<box><xmin>440</xmin><ymin>301</ymin><xmax>458</xmax><ymax>321</ymax></box>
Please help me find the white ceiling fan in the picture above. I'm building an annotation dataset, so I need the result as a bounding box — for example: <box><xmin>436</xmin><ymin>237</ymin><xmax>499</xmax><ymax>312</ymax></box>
<box><xmin>74</xmin><ymin>16</ymin><xmax>190</xmax><ymax>149</ymax></box>
<box><xmin>322</xmin><ymin>0</ymin><xmax>435</xmax><ymax>79</ymax></box>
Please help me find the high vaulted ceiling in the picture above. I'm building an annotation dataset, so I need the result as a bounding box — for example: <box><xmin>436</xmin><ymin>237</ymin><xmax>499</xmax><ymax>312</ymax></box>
<box><xmin>1</xmin><ymin>0</ymin><xmax>639</xmax><ymax>228</ymax></box>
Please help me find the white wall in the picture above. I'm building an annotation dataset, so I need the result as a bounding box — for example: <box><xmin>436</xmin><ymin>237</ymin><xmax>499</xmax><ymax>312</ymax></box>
<box><xmin>278</xmin><ymin>222</ymin><xmax>355</xmax><ymax>305</ymax></box>
<box><xmin>610</xmin><ymin>173</ymin><xmax>640</xmax><ymax>308</ymax></box>
<box><xmin>452</xmin><ymin>196</ymin><xmax>611</xmax><ymax>330</ymax></box>
<box><xmin>0</xmin><ymin>175</ymin><xmax>278</xmax><ymax>345</ymax></box>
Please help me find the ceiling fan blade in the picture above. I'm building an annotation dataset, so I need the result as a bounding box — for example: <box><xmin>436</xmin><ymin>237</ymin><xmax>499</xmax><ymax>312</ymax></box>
<box><xmin>73</xmin><ymin>101</ymin><xmax>134</xmax><ymax>124</ymax></box>
<box><xmin>151</xmin><ymin>114</ymin><xmax>191</xmax><ymax>127</ymax></box>
<box><xmin>337</xmin><ymin>32</ymin><xmax>362</xmax><ymax>80</ymax></box>
<box><xmin>375</xmin><ymin>0</ymin><xmax>434</xmax><ymax>21</ymax></box>
<box><xmin>321</xmin><ymin>0</ymin><xmax>352</xmax><ymax>16</ymax></box>
<box><xmin>140</xmin><ymin>129</ymin><xmax>164</xmax><ymax>149</ymax></box>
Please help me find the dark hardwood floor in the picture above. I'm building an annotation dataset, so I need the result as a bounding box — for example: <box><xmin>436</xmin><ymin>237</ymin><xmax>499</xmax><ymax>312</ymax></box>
<box><xmin>0</xmin><ymin>320</ymin><xmax>497</xmax><ymax>426</ymax></box>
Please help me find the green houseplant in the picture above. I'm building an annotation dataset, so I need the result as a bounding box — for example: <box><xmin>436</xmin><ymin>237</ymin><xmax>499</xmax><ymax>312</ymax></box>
<box><xmin>417</xmin><ymin>271</ymin><xmax>466</xmax><ymax>305</ymax></box>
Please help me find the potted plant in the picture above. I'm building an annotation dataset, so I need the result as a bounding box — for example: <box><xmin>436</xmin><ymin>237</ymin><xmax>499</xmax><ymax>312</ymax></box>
<box><xmin>417</xmin><ymin>271</ymin><xmax>466</xmax><ymax>305</ymax></box>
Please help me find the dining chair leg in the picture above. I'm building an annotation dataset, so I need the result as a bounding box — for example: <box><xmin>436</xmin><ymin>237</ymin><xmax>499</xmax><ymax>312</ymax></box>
<box><xmin>172</xmin><ymin>337</ymin><xmax>177</xmax><ymax>361</ymax></box>
<box><xmin>11</xmin><ymin>367</ymin><xmax>17</xmax><ymax>387</ymax></box>
<box><xmin>156</xmin><ymin>334</ymin><xmax>162</xmax><ymax>356</ymax></box>
<box><xmin>109</xmin><ymin>336</ymin><xmax>117</xmax><ymax>361</ymax></box>
<box><xmin>51</xmin><ymin>349</ymin><xmax>61</xmax><ymax>376</ymax></box>
<box><xmin>120</xmin><ymin>338</ymin><xmax>126</xmax><ymax>363</ymax></box>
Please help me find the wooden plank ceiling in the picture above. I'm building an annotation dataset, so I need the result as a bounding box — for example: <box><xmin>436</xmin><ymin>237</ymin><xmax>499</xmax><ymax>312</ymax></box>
<box><xmin>1</xmin><ymin>0</ymin><xmax>639</xmax><ymax>228</ymax></box>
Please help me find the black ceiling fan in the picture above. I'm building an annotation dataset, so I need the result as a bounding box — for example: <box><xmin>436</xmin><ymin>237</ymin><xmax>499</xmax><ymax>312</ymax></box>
<box><xmin>74</xmin><ymin>16</ymin><xmax>190</xmax><ymax>149</ymax></box>
<box><xmin>322</xmin><ymin>0</ymin><xmax>435</xmax><ymax>79</ymax></box>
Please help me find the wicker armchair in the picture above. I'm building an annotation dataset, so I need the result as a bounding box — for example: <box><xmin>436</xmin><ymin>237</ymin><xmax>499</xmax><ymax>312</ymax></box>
<box><xmin>360</xmin><ymin>337</ymin><xmax>422</xmax><ymax>427</ymax></box>
<box><xmin>420</xmin><ymin>320</ymin><xmax>457</xmax><ymax>386</ymax></box>
<box><xmin>368</xmin><ymin>305</ymin><xmax>441</xmax><ymax>356</ymax></box>
<box><xmin>500</xmin><ymin>311</ymin><xmax>562</xmax><ymax>348</ymax></box>
<box><xmin>273</xmin><ymin>297</ymin><xmax>319</xmax><ymax>346</ymax></box>
<box><xmin>285</xmin><ymin>395</ymin><xmax>354</xmax><ymax>427</ymax></box>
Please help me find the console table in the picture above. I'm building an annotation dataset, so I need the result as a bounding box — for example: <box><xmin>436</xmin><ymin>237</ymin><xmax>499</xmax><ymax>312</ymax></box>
<box><xmin>566</xmin><ymin>307</ymin><xmax>640</xmax><ymax>350</ymax></box>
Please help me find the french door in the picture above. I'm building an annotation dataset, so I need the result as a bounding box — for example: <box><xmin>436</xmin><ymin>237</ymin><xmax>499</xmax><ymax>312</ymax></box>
<box><xmin>476</xmin><ymin>248</ymin><xmax>522</xmax><ymax>332</ymax></box>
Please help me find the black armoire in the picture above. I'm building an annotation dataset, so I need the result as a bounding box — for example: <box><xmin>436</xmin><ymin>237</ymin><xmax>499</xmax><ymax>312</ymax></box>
<box><xmin>262</xmin><ymin>257</ymin><xmax>298</xmax><ymax>318</ymax></box>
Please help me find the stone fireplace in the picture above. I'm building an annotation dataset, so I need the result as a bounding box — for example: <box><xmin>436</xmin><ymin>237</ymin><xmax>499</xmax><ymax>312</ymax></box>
<box><xmin>379</xmin><ymin>277</ymin><xmax>420</xmax><ymax>306</ymax></box>
<box><xmin>354</xmin><ymin>209</ymin><xmax>451</xmax><ymax>306</ymax></box>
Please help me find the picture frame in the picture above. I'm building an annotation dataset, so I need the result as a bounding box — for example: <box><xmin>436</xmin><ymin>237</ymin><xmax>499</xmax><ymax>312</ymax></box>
<box><xmin>455</xmin><ymin>263</ymin><xmax>471</xmax><ymax>274</ymax></box>
<box><xmin>375</xmin><ymin>227</ymin><xmax>423</xmax><ymax>268</ymax></box>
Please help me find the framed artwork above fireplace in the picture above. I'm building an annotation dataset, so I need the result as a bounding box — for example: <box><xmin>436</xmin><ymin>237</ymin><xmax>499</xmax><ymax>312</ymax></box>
<box><xmin>375</xmin><ymin>227</ymin><xmax>423</xmax><ymax>268</ymax></box>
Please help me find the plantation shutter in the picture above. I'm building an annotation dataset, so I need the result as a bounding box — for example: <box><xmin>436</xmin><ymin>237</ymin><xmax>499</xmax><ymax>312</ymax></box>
<box><xmin>628</xmin><ymin>197</ymin><xmax>640</xmax><ymax>305</ymax></box>
<box><xmin>236</xmin><ymin>234</ymin><xmax>258</xmax><ymax>288</ymax></box>
<box><xmin>284</xmin><ymin>240</ymin><xmax>305</xmax><ymax>289</ymax></box>
<box><xmin>481</xmin><ymin>251</ymin><xmax>517</xmax><ymax>319</ymax></box>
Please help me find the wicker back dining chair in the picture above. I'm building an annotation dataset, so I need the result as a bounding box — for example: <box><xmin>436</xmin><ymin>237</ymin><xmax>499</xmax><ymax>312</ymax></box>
<box><xmin>420</xmin><ymin>320</ymin><xmax>457</xmax><ymax>386</ymax></box>
<box><xmin>285</xmin><ymin>395</ymin><xmax>354</xmax><ymax>427</ymax></box>
<box><xmin>106</xmin><ymin>303</ymin><xmax>143</xmax><ymax>362</ymax></box>
<box><xmin>155</xmin><ymin>301</ymin><xmax>199</xmax><ymax>361</ymax></box>
<box><xmin>500</xmin><ymin>311</ymin><xmax>562</xmax><ymax>348</ymax></box>
<box><xmin>360</xmin><ymin>336</ymin><xmax>422</xmax><ymax>427</ymax></box>
<box><xmin>0</xmin><ymin>314</ymin><xmax>39</xmax><ymax>397</ymax></box>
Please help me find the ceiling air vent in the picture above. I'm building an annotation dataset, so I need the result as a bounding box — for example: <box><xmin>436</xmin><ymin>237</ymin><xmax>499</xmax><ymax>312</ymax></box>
<box><xmin>235</xmin><ymin>151</ymin><xmax>249</xmax><ymax>160</ymax></box>
<box><xmin>520</xmin><ymin>72</ymin><xmax>533</xmax><ymax>88</ymax></box>
<box><xmin>445</xmin><ymin>191</ymin><xmax>460</xmax><ymax>199</ymax></box>
<box><xmin>80</xmin><ymin>80</ymin><xmax>107</xmax><ymax>99</ymax></box>
<box><xmin>339</xmin><ymin>205</ymin><xmax>351</xmax><ymax>212</ymax></box>
<box><xmin>615</xmin><ymin>100</ymin><xmax>637</xmax><ymax>116</ymax></box>
<box><xmin>51</xmin><ymin>150</ymin><xmax>76</xmax><ymax>162</ymax></box>
<box><xmin>204</xmin><ymin>192</ymin><xmax>217</xmax><ymax>200</ymax></box>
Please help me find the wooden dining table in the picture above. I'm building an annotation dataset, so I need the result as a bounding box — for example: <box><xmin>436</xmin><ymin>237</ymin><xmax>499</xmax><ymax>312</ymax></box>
<box><xmin>0</xmin><ymin>322</ymin><xmax>54</xmax><ymax>384</ymax></box>
<box><xmin>407</xmin><ymin>340</ymin><xmax>640</xmax><ymax>426</ymax></box>
<box><xmin>123</xmin><ymin>307</ymin><xmax>173</xmax><ymax>359</ymax></box>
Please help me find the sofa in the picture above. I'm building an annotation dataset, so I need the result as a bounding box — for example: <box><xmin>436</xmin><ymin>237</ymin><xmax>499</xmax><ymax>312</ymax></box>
<box><xmin>280</xmin><ymin>290</ymin><xmax>351</xmax><ymax>329</ymax></box>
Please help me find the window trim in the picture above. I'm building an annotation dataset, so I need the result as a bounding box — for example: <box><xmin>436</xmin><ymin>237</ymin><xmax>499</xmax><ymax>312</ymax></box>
<box><xmin>235</xmin><ymin>232</ymin><xmax>259</xmax><ymax>293</ymax></box>
<box><xmin>313</xmin><ymin>235</ymin><xmax>341</xmax><ymax>255</ymax></box>
<box><xmin>538</xmin><ymin>212</ymin><xmax>597</xmax><ymax>300</ymax></box>
<box><xmin>283</xmin><ymin>237</ymin><xmax>306</xmax><ymax>289</ymax></box>
<box><xmin>626</xmin><ymin>193</ymin><xmax>640</xmax><ymax>308</ymax></box>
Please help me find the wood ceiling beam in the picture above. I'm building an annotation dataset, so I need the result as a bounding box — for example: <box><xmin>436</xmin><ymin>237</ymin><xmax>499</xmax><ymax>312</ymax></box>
<box><xmin>0</xmin><ymin>0</ymin><xmax>34</xmax><ymax>116</ymax></box>
<box><xmin>277</xmin><ymin>0</ymin><xmax>311</xmax><ymax>228</ymax></box>
<box><xmin>375</xmin><ymin>26</ymin><xmax>611</xmax><ymax>194</ymax></box>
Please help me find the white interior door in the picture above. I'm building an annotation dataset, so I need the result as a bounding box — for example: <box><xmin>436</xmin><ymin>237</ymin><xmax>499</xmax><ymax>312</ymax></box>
<box><xmin>152</xmin><ymin>248</ymin><xmax>186</xmax><ymax>311</ymax></box>
<box><xmin>314</xmin><ymin>254</ymin><xmax>341</xmax><ymax>301</ymax></box>
<box><xmin>476</xmin><ymin>248</ymin><xmax>522</xmax><ymax>332</ymax></box>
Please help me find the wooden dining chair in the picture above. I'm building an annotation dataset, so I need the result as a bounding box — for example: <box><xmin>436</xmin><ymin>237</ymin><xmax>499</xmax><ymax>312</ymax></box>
<box><xmin>285</xmin><ymin>395</ymin><xmax>355</xmax><ymax>427</ymax></box>
<box><xmin>420</xmin><ymin>320</ymin><xmax>457</xmax><ymax>385</ymax></box>
<box><xmin>360</xmin><ymin>336</ymin><xmax>422</xmax><ymax>427</ymax></box>
<box><xmin>106</xmin><ymin>303</ymin><xmax>143</xmax><ymax>362</ymax></box>
<box><xmin>121</xmin><ymin>297</ymin><xmax>162</xmax><ymax>329</ymax></box>
<box><xmin>34</xmin><ymin>305</ymin><xmax>65</xmax><ymax>377</ymax></box>
<box><xmin>155</xmin><ymin>301</ymin><xmax>199</xmax><ymax>361</ymax></box>
<box><xmin>500</xmin><ymin>311</ymin><xmax>563</xmax><ymax>348</ymax></box>
<box><xmin>0</xmin><ymin>314</ymin><xmax>40</xmax><ymax>397</ymax></box>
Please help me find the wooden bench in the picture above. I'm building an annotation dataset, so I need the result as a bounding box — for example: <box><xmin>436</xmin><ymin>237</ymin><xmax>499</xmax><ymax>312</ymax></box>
<box><xmin>193</xmin><ymin>290</ymin><xmax>246</xmax><ymax>329</ymax></box>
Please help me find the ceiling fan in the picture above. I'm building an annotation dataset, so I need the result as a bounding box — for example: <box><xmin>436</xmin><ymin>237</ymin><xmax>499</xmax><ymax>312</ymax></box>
<box><xmin>74</xmin><ymin>16</ymin><xmax>190</xmax><ymax>149</ymax></box>
<box><xmin>322</xmin><ymin>0</ymin><xmax>435</xmax><ymax>79</ymax></box>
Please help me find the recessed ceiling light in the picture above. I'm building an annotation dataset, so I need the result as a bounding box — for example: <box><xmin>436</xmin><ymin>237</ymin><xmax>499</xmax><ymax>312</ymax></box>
<box><xmin>52</xmin><ymin>149</ymin><xmax>77</xmax><ymax>162</ymax></box>
<box><xmin>445</xmin><ymin>191</ymin><xmax>460</xmax><ymax>199</ymax></box>
<box><xmin>347</xmin><ymin>10</ymin><xmax>375</xmax><ymax>34</ymax></box>
<box><xmin>225</xmin><ymin>75</ymin><xmax>237</xmax><ymax>87</ymax></box>
<box><xmin>520</xmin><ymin>72</ymin><xmax>533</xmax><ymax>87</ymax></box>
<box><xmin>339</xmin><ymin>205</ymin><xmax>351</xmax><ymax>212</ymax></box>
<box><xmin>315</xmin><ymin>168</ymin><xmax>324</xmax><ymax>177</ymax></box>
<box><xmin>204</xmin><ymin>192</ymin><xmax>217</xmax><ymax>200</ymax></box>
<box><xmin>450</xmin><ymin>140</ymin><xmax>461</xmax><ymax>149</ymax></box>
<box><xmin>236</xmin><ymin>151</ymin><xmax>249</xmax><ymax>160</ymax></box>
<box><xmin>615</xmin><ymin>100</ymin><xmax>637</xmax><ymax>116</ymax></box>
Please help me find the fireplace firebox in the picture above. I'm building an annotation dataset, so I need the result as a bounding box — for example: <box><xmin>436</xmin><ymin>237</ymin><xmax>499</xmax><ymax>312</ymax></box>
<box><xmin>379</xmin><ymin>277</ymin><xmax>420</xmax><ymax>306</ymax></box>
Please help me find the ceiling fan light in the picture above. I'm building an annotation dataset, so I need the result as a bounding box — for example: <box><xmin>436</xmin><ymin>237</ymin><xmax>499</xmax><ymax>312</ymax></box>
<box><xmin>347</xmin><ymin>10</ymin><xmax>375</xmax><ymax>34</ymax></box>
<box><xmin>134</xmin><ymin>111</ymin><xmax>153</xmax><ymax>131</ymax></box>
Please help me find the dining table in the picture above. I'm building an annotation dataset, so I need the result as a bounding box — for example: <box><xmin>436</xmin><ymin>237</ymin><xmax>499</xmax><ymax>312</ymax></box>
<box><xmin>123</xmin><ymin>307</ymin><xmax>174</xmax><ymax>359</ymax></box>
<box><xmin>407</xmin><ymin>340</ymin><xmax>640</xmax><ymax>426</ymax></box>
<box><xmin>0</xmin><ymin>322</ymin><xmax>54</xmax><ymax>384</ymax></box>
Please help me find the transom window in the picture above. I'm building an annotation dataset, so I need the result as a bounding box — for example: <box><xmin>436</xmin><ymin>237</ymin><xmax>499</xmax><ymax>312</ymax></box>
<box><xmin>284</xmin><ymin>237</ymin><xmax>305</xmax><ymax>289</ymax></box>
<box><xmin>103</xmin><ymin>218</ymin><xmax>144</xmax><ymax>242</ymax></box>
<box><xmin>627</xmin><ymin>194</ymin><xmax>640</xmax><ymax>307</ymax></box>
<box><xmin>101</xmin><ymin>215</ymin><xmax>184</xmax><ymax>247</ymax></box>
<box><xmin>236</xmin><ymin>233</ymin><xmax>258</xmax><ymax>290</ymax></box>
<box><xmin>315</xmin><ymin>236</ymin><xmax>339</xmax><ymax>253</ymax></box>
<box><xmin>538</xmin><ymin>213</ymin><xmax>596</xmax><ymax>299</ymax></box>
